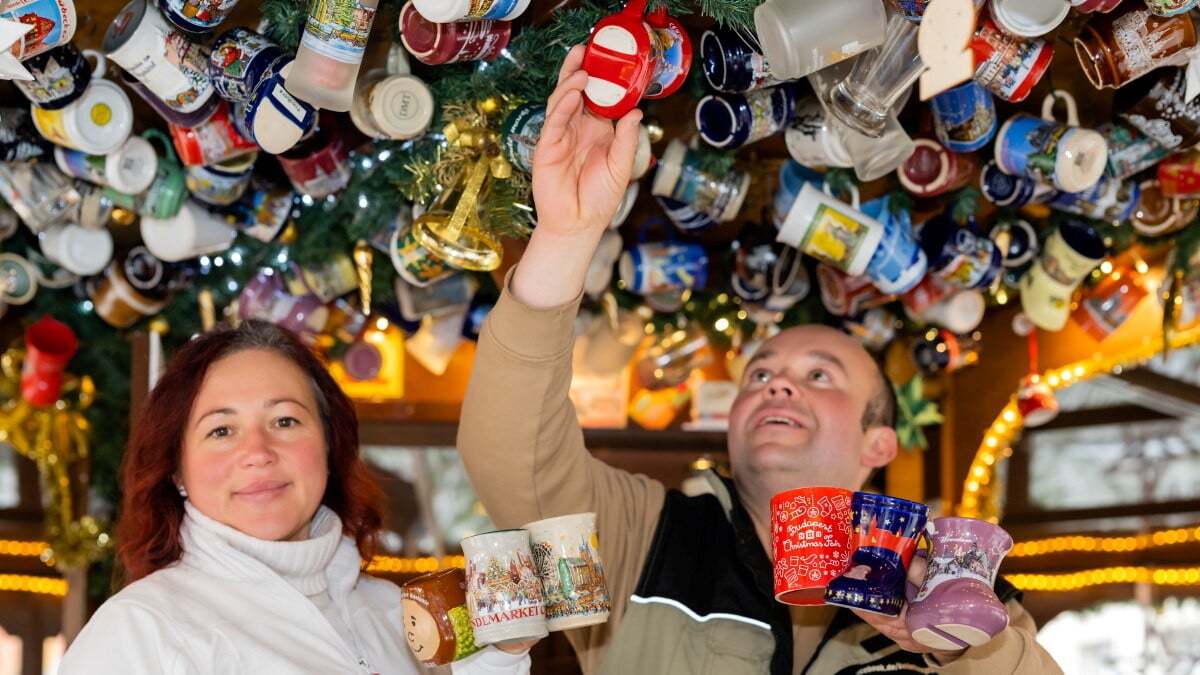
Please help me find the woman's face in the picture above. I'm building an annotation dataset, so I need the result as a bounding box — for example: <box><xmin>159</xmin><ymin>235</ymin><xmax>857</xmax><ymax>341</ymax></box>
<box><xmin>180</xmin><ymin>349</ymin><xmax>329</xmax><ymax>542</ymax></box>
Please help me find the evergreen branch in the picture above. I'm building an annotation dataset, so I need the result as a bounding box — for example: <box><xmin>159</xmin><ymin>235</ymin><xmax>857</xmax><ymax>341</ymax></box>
<box><xmin>260</xmin><ymin>0</ymin><xmax>308</xmax><ymax>52</ymax></box>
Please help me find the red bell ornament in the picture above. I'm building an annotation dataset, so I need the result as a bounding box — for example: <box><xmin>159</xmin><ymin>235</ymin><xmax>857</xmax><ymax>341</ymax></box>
<box><xmin>582</xmin><ymin>0</ymin><xmax>692</xmax><ymax>119</ymax></box>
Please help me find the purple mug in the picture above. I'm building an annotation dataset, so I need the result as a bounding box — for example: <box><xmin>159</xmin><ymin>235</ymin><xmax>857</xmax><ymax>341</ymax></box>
<box><xmin>906</xmin><ymin>517</ymin><xmax>1013</xmax><ymax>651</ymax></box>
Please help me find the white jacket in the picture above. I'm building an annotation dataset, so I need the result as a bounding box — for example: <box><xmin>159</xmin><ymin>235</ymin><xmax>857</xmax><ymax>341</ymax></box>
<box><xmin>58</xmin><ymin>505</ymin><xmax>530</xmax><ymax>675</ymax></box>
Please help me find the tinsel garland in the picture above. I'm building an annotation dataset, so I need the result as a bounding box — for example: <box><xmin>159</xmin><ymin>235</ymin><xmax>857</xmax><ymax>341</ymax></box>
<box><xmin>0</xmin><ymin>350</ymin><xmax>111</xmax><ymax>572</ymax></box>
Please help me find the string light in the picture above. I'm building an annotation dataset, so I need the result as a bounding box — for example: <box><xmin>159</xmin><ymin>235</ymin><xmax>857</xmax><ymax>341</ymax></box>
<box><xmin>0</xmin><ymin>574</ymin><xmax>67</xmax><ymax>597</ymax></box>
<box><xmin>958</xmin><ymin>325</ymin><xmax>1200</xmax><ymax>523</ymax></box>
<box><xmin>367</xmin><ymin>555</ymin><xmax>466</xmax><ymax>574</ymax></box>
<box><xmin>1010</xmin><ymin>526</ymin><xmax>1200</xmax><ymax>557</ymax></box>
<box><xmin>0</xmin><ymin>539</ymin><xmax>49</xmax><ymax>558</ymax></box>
<box><xmin>1009</xmin><ymin>567</ymin><xmax>1200</xmax><ymax>592</ymax></box>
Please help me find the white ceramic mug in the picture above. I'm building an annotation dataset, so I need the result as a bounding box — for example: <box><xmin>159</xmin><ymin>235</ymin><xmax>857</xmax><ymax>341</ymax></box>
<box><xmin>38</xmin><ymin>223</ymin><xmax>114</xmax><ymax>276</ymax></box>
<box><xmin>461</xmin><ymin>529</ymin><xmax>549</xmax><ymax>647</ymax></box>
<box><xmin>989</xmin><ymin>0</ymin><xmax>1070</xmax><ymax>38</ymax></box>
<box><xmin>522</xmin><ymin>512</ymin><xmax>612</xmax><ymax>632</ymax></box>
<box><xmin>139</xmin><ymin>199</ymin><xmax>236</xmax><ymax>262</ymax></box>
<box><xmin>776</xmin><ymin>182</ymin><xmax>882</xmax><ymax>277</ymax></box>
<box><xmin>103</xmin><ymin>0</ymin><xmax>215</xmax><ymax>114</ymax></box>
<box><xmin>54</xmin><ymin>134</ymin><xmax>158</xmax><ymax>195</ymax></box>
<box><xmin>30</xmin><ymin>79</ymin><xmax>133</xmax><ymax>156</ymax></box>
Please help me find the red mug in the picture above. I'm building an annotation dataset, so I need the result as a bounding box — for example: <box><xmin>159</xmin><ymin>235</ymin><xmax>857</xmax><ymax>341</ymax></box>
<box><xmin>582</xmin><ymin>0</ymin><xmax>691</xmax><ymax>118</ymax></box>
<box><xmin>971</xmin><ymin>12</ymin><xmax>1054</xmax><ymax>103</ymax></box>
<box><xmin>169</xmin><ymin>100</ymin><xmax>258</xmax><ymax>167</ymax></box>
<box><xmin>771</xmin><ymin>486</ymin><xmax>854</xmax><ymax>605</ymax></box>
<box><xmin>897</xmin><ymin>138</ymin><xmax>977</xmax><ymax>198</ymax></box>
<box><xmin>21</xmin><ymin>315</ymin><xmax>79</xmax><ymax>406</ymax></box>
<box><xmin>276</xmin><ymin>113</ymin><xmax>352</xmax><ymax>198</ymax></box>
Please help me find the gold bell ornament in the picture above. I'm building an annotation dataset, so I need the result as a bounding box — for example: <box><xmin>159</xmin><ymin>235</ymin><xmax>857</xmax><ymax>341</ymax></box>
<box><xmin>412</xmin><ymin>119</ymin><xmax>512</xmax><ymax>272</ymax></box>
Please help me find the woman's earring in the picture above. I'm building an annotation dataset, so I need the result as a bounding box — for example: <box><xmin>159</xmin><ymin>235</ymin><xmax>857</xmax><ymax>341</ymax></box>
<box><xmin>177</xmin><ymin>484</ymin><xmax>188</xmax><ymax>498</ymax></box>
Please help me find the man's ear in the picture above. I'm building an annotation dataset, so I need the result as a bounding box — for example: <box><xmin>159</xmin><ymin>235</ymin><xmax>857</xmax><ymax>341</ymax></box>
<box><xmin>862</xmin><ymin>425</ymin><xmax>899</xmax><ymax>470</ymax></box>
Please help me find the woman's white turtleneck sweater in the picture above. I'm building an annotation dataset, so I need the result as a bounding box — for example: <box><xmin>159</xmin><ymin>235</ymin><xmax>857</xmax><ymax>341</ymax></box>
<box><xmin>58</xmin><ymin>504</ymin><xmax>531</xmax><ymax>675</ymax></box>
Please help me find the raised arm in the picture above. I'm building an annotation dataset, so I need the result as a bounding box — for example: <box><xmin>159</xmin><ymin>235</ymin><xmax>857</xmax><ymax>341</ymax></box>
<box><xmin>456</xmin><ymin>46</ymin><xmax>662</xmax><ymax>669</ymax></box>
<box><xmin>512</xmin><ymin>44</ymin><xmax>643</xmax><ymax>307</ymax></box>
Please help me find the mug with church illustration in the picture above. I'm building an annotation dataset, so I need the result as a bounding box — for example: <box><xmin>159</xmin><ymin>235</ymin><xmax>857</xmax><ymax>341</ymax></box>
<box><xmin>461</xmin><ymin>529</ymin><xmax>549</xmax><ymax>646</ymax></box>
<box><xmin>15</xmin><ymin>43</ymin><xmax>106</xmax><ymax>110</ymax></box>
<box><xmin>929</xmin><ymin>80</ymin><xmax>997</xmax><ymax>153</ymax></box>
<box><xmin>522</xmin><ymin>512</ymin><xmax>612</xmax><ymax>631</ymax></box>
<box><xmin>2</xmin><ymin>0</ymin><xmax>77</xmax><ymax>60</ymax></box>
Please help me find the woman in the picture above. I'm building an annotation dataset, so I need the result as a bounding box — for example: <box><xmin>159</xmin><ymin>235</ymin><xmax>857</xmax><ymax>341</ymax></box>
<box><xmin>59</xmin><ymin>320</ymin><xmax>530</xmax><ymax>674</ymax></box>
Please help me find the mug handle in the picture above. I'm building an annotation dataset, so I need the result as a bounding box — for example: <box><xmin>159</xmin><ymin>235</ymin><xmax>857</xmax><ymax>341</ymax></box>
<box><xmin>820</xmin><ymin>177</ymin><xmax>861</xmax><ymax>208</ymax></box>
<box><xmin>1040</xmin><ymin>89</ymin><xmax>1078</xmax><ymax>126</ymax></box>
<box><xmin>81</xmin><ymin>49</ymin><xmax>107</xmax><ymax>80</ymax></box>
<box><xmin>770</xmin><ymin>244</ymin><xmax>803</xmax><ymax>296</ymax></box>
<box><xmin>386</xmin><ymin>43</ymin><xmax>412</xmax><ymax>76</ymax></box>
<box><xmin>637</xmin><ymin>216</ymin><xmax>676</xmax><ymax>244</ymax></box>
<box><xmin>141</xmin><ymin>127</ymin><xmax>179</xmax><ymax>165</ymax></box>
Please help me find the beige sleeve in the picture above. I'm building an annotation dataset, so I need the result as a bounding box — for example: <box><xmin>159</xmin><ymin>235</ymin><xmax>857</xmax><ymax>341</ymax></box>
<box><xmin>456</xmin><ymin>274</ymin><xmax>667</xmax><ymax>673</ymax></box>
<box><xmin>932</xmin><ymin>599</ymin><xmax>1065</xmax><ymax>674</ymax></box>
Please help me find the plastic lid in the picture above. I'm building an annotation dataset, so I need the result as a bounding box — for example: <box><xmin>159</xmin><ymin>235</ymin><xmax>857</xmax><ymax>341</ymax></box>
<box><xmin>369</xmin><ymin>75</ymin><xmax>435</xmax><ymax>140</ymax></box>
<box><xmin>72</xmin><ymin>80</ymin><xmax>133</xmax><ymax>155</ymax></box>
<box><xmin>106</xmin><ymin>135</ymin><xmax>159</xmax><ymax>194</ymax></box>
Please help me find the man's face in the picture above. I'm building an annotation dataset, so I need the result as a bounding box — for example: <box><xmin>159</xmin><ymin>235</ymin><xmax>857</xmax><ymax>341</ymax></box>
<box><xmin>727</xmin><ymin>325</ymin><xmax>880</xmax><ymax>492</ymax></box>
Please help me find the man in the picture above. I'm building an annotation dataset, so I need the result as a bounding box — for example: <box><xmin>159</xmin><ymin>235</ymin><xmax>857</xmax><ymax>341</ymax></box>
<box><xmin>457</xmin><ymin>46</ymin><xmax>1063</xmax><ymax>674</ymax></box>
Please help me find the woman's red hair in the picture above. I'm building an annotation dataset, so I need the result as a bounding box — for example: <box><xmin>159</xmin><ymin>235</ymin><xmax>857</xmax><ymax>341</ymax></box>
<box><xmin>115</xmin><ymin>320</ymin><xmax>383</xmax><ymax>586</ymax></box>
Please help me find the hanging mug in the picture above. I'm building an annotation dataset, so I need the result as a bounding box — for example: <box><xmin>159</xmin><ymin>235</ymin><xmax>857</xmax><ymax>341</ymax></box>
<box><xmin>103</xmin><ymin>0</ymin><xmax>218</xmax><ymax>115</ymax></box>
<box><xmin>618</xmin><ymin>232</ymin><xmax>709</xmax><ymax>297</ymax></box>
<box><xmin>993</xmin><ymin>90</ymin><xmax>1108</xmax><ymax>193</ymax></box>
<box><xmin>776</xmin><ymin>181</ymin><xmax>883</xmax><ymax>278</ymax></box>
<box><xmin>581</xmin><ymin>0</ymin><xmax>692</xmax><ymax>118</ymax></box>
<box><xmin>1019</xmin><ymin>218</ymin><xmax>1107</xmax><ymax>331</ymax></box>
<box><xmin>1</xmin><ymin>0</ymin><xmax>77</xmax><ymax>59</ymax></box>
<box><xmin>30</xmin><ymin>79</ymin><xmax>135</xmax><ymax>156</ymax></box>
<box><xmin>16</xmin><ymin>44</ymin><xmax>106</xmax><ymax>111</ymax></box>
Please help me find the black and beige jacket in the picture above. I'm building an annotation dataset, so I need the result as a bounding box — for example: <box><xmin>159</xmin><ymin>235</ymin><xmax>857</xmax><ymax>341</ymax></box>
<box><xmin>458</xmin><ymin>280</ymin><xmax>1064</xmax><ymax>674</ymax></box>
